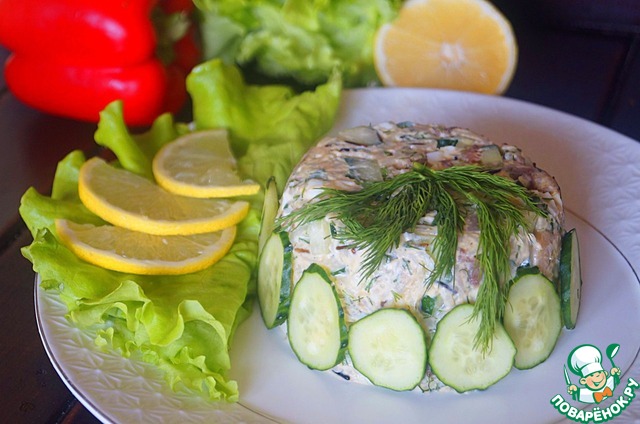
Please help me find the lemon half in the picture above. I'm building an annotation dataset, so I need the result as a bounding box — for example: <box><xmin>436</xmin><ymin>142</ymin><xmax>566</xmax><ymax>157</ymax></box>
<box><xmin>374</xmin><ymin>0</ymin><xmax>517</xmax><ymax>94</ymax></box>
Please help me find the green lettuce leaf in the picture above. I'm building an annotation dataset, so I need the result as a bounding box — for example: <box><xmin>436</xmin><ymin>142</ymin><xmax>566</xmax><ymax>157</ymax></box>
<box><xmin>94</xmin><ymin>102</ymin><xmax>182</xmax><ymax>179</ymax></box>
<box><xmin>20</xmin><ymin>61</ymin><xmax>341</xmax><ymax>401</ymax></box>
<box><xmin>20</xmin><ymin>151</ymin><xmax>105</xmax><ymax>238</ymax></box>
<box><xmin>24</xmin><ymin>212</ymin><xmax>259</xmax><ymax>401</ymax></box>
<box><xmin>194</xmin><ymin>0</ymin><xmax>400</xmax><ymax>87</ymax></box>
<box><xmin>187</xmin><ymin>58</ymin><xmax>342</xmax><ymax>190</ymax></box>
<box><xmin>20</xmin><ymin>150</ymin><xmax>257</xmax><ymax>401</ymax></box>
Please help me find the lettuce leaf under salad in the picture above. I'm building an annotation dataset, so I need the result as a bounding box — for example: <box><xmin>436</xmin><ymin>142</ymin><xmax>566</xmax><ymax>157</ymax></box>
<box><xmin>20</xmin><ymin>59</ymin><xmax>342</xmax><ymax>401</ymax></box>
<box><xmin>194</xmin><ymin>0</ymin><xmax>401</xmax><ymax>88</ymax></box>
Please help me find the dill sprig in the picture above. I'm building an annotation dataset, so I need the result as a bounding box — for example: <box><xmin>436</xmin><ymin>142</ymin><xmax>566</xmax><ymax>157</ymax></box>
<box><xmin>430</xmin><ymin>165</ymin><xmax>545</xmax><ymax>350</ymax></box>
<box><xmin>281</xmin><ymin>162</ymin><xmax>547</xmax><ymax>351</ymax></box>
<box><xmin>284</xmin><ymin>170</ymin><xmax>438</xmax><ymax>281</ymax></box>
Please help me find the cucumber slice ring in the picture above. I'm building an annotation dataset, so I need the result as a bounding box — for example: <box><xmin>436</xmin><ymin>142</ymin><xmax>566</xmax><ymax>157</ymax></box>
<box><xmin>257</xmin><ymin>231</ymin><xmax>293</xmax><ymax>328</ymax></box>
<box><xmin>258</xmin><ymin>177</ymin><xmax>279</xmax><ymax>253</ymax></box>
<box><xmin>504</xmin><ymin>272</ymin><xmax>562</xmax><ymax>369</ymax></box>
<box><xmin>560</xmin><ymin>228</ymin><xmax>582</xmax><ymax>329</ymax></box>
<box><xmin>287</xmin><ymin>264</ymin><xmax>348</xmax><ymax>370</ymax></box>
<box><xmin>348</xmin><ymin>308</ymin><xmax>427</xmax><ymax>391</ymax></box>
<box><xmin>429</xmin><ymin>304</ymin><xmax>515</xmax><ymax>392</ymax></box>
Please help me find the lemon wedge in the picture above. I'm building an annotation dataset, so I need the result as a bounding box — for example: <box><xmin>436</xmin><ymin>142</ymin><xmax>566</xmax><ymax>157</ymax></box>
<box><xmin>55</xmin><ymin>219</ymin><xmax>236</xmax><ymax>275</ymax></box>
<box><xmin>153</xmin><ymin>129</ymin><xmax>261</xmax><ymax>198</ymax></box>
<box><xmin>78</xmin><ymin>157</ymin><xmax>249</xmax><ymax>235</ymax></box>
<box><xmin>374</xmin><ymin>0</ymin><xmax>517</xmax><ymax>94</ymax></box>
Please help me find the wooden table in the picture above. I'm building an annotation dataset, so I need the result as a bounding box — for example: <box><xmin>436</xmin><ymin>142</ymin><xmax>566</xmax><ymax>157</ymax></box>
<box><xmin>1</xmin><ymin>3</ymin><xmax>639</xmax><ymax>423</ymax></box>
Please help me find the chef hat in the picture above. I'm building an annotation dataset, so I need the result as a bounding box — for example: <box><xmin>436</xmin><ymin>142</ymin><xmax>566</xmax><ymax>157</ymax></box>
<box><xmin>568</xmin><ymin>345</ymin><xmax>604</xmax><ymax>378</ymax></box>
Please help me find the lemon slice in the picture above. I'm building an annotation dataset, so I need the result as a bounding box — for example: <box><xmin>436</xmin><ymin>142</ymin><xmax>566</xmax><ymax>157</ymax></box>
<box><xmin>55</xmin><ymin>219</ymin><xmax>236</xmax><ymax>275</ymax></box>
<box><xmin>153</xmin><ymin>129</ymin><xmax>261</xmax><ymax>198</ymax></box>
<box><xmin>374</xmin><ymin>0</ymin><xmax>517</xmax><ymax>94</ymax></box>
<box><xmin>79</xmin><ymin>157</ymin><xmax>249</xmax><ymax>235</ymax></box>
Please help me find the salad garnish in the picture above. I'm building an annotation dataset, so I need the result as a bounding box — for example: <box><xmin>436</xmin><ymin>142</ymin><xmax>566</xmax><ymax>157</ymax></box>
<box><xmin>19</xmin><ymin>59</ymin><xmax>342</xmax><ymax>401</ymax></box>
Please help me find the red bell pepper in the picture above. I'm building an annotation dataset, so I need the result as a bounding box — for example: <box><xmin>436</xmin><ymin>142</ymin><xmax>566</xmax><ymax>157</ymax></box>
<box><xmin>0</xmin><ymin>0</ymin><xmax>199</xmax><ymax>126</ymax></box>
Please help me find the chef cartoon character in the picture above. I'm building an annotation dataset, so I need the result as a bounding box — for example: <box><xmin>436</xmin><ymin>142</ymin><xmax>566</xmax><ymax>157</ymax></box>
<box><xmin>566</xmin><ymin>344</ymin><xmax>621</xmax><ymax>404</ymax></box>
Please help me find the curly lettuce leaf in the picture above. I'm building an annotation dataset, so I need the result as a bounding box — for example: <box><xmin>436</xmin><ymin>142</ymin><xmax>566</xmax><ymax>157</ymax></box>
<box><xmin>20</xmin><ymin>150</ymin><xmax>257</xmax><ymax>401</ymax></box>
<box><xmin>187</xmin><ymin>58</ymin><xmax>341</xmax><ymax>190</ymax></box>
<box><xmin>20</xmin><ymin>151</ymin><xmax>105</xmax><ymax>238</ymax></box>
<box><xmin>24</xmin><ymin>213</ymin><xmax>258</xmax><ymax>401</ymax></box>
<box><xmin>20</xmin><ymin>61</ymin><xmax>342</xmax><ymax>401</ymax></box>
<box><xmin>194</xmin><ymin>0</ymin><xmax>400</xmax><ymax>87</ymax></box>
<box><xmin>94</xmin><ymin>102</ymin><xmax>183</xmax><ymax>179</ymax></box>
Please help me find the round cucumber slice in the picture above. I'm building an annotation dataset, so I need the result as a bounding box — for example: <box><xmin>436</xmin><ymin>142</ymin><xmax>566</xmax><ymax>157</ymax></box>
<box><xmin>348</xmin><ymin>308</ymin><xmax>427</xmax><ymax>391</ymax></box>
<box><xmin>429</xmin><ymin>304</ymin><xmax>515</xmax><ymax>392</ymax></box>
<box><xmin>560</xmin><ymin>228</ymin><xmax>582</xmax><ymax>329</ymax></box>
<box><xmin>258</xmin><ymin>177</ymin><xmax>279</xmax><ymax>253</ymax></box>
<box><xmin>257</xmin><ymin>231</ymin><xmax>292</xmax><ymax>328</ymax></box>
<box><xmin>504</xmin><ymin>272</ymin><xmax>562</xmax><ymax>369</ymax></box>
<box><xmin>287</xmin><ymin>264</ymin><xmax>348</xmax><ymax>370</ymax></box>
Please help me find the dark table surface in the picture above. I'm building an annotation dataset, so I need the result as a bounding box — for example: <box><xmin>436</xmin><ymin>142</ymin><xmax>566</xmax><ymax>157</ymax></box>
<box><xmin>1</xmin><ymin>2</ymin><xmax>639</xmax><ymax>423</ymax></box>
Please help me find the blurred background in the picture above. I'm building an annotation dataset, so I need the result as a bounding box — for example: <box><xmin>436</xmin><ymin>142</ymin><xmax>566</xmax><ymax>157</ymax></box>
<box><xmin>1</xmin><ymin>1</ymin><xmax>639</xmax><ymax>142</ymax></box>
<box><xmin>493</xmin><ymin>0</ymin><xmax>640</xmax><ymax>142</ymax></box>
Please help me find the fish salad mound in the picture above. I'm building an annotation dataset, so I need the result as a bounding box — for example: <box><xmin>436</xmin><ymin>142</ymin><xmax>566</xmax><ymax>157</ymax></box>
<box><xmin>276</xmin><ymin>122</ymin><xmax>565</xmax><ymax>392</ymax></box>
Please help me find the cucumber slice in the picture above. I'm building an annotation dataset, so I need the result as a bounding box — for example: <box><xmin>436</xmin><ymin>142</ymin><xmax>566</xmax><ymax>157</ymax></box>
<box><xmin>287</xmin><ymin>264</ymin><xmax>348</xmax><ymax>370</ymax></box>
<box><xmin>348</xmin><ymin>308</ymin><xmax>427</xmax><ymax>391</ymax></box>
<box><xmin>257</xmin><ymin>231</ymin><xmax>292</xmax><ymax>328</ymax></box>
<box><xmin>429</xmin><ymin>304</ymin><xmax>515</xmax><ymax>392</ymax></box>
<box><xmin>504</xmin><ymin>272</ymin><xmax>562</xmax><ymax>369</ymax></box>
<box><xmin>560</xmin><ymin>228</ymin><xmax>582</xmax><ymax>329</ymax></box>
<box><xmin>258</xmin><ymin>177</ymin><xmax>279</xmax><ymax>254</ymax></box>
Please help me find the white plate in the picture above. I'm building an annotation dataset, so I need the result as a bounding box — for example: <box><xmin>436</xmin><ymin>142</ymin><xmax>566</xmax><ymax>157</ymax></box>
<box><xmin>36</xmin><ymin>89</ymin><xmax>640</xmax><ymax>423</ymax></box>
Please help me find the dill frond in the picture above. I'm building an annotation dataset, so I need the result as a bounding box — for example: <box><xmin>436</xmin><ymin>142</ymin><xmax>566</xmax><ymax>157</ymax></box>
<box><xmin>282</xmin><ymin>162</ymin><xmax>547</xmax><ymax>351</ymax></box>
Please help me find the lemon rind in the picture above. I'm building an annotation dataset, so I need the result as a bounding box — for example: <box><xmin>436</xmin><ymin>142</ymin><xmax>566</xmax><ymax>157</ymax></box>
<box><xmin>154</xmin><ymin>170</ymin><xmax>261</xmax><ymax>199</ymax></box>
<box><xmin>78</xmin><ymin>158</ymin><xmax>250</xmax><ymax>235</ymax></box>
<box><xmin>152</xmin><ymin>129</ymin><xmax>260</xmax><ymax>198</ymax></box>
<box><xmin>55</xmin><ymin>219</ymin><xmax>237</xmax><ymax>275</ymax></box>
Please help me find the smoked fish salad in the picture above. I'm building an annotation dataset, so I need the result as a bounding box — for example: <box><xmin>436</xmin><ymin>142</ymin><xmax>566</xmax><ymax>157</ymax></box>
<box><xmin>257</xmin><ymin>121</ymin><xmax>581</xmax><ymax>393</ymax></box>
